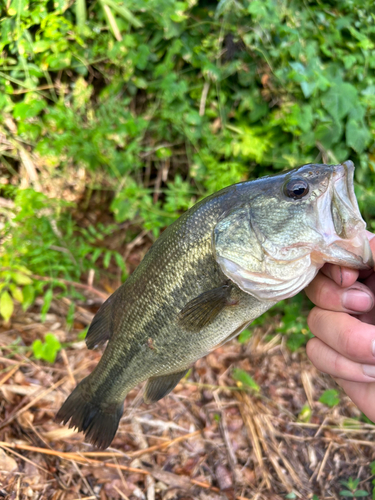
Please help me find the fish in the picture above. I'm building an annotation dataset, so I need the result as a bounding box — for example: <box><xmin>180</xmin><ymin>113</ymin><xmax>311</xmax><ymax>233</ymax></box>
<box><xmin>56</xmin><ymin>160</ymin><xmax>373</xmax><ymax>449</ymax></box>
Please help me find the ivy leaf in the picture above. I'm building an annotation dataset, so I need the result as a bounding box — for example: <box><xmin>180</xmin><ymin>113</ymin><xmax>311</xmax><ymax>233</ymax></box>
<box><xmin>321</xmin><ymin>83</ymin><xmax>357</xmax><ymax>120</ymax></box>
<box><xmin>0</xmin><ymin>291</ymin><xmax>14</xmax><ymax>322</ymax></box>
<box><xmin>319</xmin><ymin>389</ymin><xmax>340</xmax><ymax>407</ymax></box>
<box><xmin>346</xmin><ymin>118</ymin><xmax>371</xmax><ymax>154</ymax></box>
<box><xmin>315</xmin><ymin>119</ymin><xmax>342</xmax><ymax>148</ymax></box>
<box><xmin>32</xmin><ymin>333</ymin><xmax>61</xmax><ymax>363</ymax></box>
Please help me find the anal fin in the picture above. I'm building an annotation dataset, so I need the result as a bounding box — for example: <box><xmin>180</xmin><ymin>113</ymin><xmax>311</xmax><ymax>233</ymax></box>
<box><xmin>178</xmin><ymin>284</ymin><xmax>232</xmax><ymax>332</ymax></box>
<box><xmin>144</xmin><ymin>369</ymin><xmax>189</xmax><ymax>404</ymax></box>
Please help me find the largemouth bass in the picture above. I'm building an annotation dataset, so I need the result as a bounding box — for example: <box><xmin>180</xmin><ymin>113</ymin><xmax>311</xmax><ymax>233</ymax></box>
<box><xmin>57</xmin><ymin>160</ymin><xmax>373</xmax><ymax>449</ymax></box>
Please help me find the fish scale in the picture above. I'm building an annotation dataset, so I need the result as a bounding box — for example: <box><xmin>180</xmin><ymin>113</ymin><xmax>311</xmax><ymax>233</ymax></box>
<box><xmin>57</xmin><ymin>161</ymin><xmax>373</xmax><ymax>449</ymax></box>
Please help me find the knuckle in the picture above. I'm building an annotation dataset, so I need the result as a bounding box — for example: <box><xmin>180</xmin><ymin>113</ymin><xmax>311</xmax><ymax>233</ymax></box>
<box><xmin>340</xmin><ymin>327</ymin><xmax>358</xmax><ymax>359</ymax></box>
<box><xmin>306</xmin><ymin>338</ymin><xmax>318</xmax><ymax>361</ymax></box>
<box><xmin>307</xmin><ymin>307</ymin><xmax>330</xmax><ymax>335</ymax></box>
<box><xmin>332</xmin><ymin>351</ymin><xmax>345</xmax><ymax>376</ymax></box>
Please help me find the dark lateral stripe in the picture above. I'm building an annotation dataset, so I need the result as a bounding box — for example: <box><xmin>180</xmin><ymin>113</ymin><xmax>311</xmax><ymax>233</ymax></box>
<box><xmin>92</xmin><ymin>252</ymin><xmax>227</xmax><ymax>399</ymax></box>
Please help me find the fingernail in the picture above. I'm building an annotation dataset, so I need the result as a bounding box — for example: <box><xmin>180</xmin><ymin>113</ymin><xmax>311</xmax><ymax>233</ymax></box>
<box><xmin>372</xmin><ymin>340</ymin><xmax>375</xmax><ymax>357</ymax></box>
<box><xmin>342</xmin><ymin>289</ymin><xmax>373</xmax><ymax>312</ymax></box>
<box><xmin>363</xmin><ymin>364</ymin><xmax>375</xmax><ymax>377</ymax></box>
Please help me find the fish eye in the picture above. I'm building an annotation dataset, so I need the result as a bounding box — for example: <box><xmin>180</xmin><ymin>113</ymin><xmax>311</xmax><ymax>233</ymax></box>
<box><xmin>284</xmin><ymin>178</ymin><xmax>309</xmax><ymax>200</ymax></box>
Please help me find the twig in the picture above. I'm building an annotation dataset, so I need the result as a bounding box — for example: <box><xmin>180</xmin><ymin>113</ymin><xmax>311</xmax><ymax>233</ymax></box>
<box><xmin>30</xmin><ymin>274</ymin><xmax>108</xmax><ymax>300</ymax></box>
<box><xmin>0</xmin><ymin>440</ymin><xmax>250</xmax><ymax>498</ymax></box>
<box><xmin>14</xmin><ymin>141</ymin><xmax>42</xmax><ymax>192</ymax></box>
<box><xmin>0</xmin><ymin>364</ymin><xmax>21</xmax><ymax>387</ymax></box>
<box><xmin>60</xmin><ymin>348</ymin><xmax>76</xmax><ymax>386</ymax></box>
<box><xmin>0</xmin><ymin>375</ymin><xmax>69</xmax><ymax>430</ymax></box>
<box><xmin>0</xmin><ymin>356</ymin><xmax>27</xmax><ymax>366</ymax></box>
<box><xmin>131</xmin><ymin>418</ymin><xmax>155</xmax><ymax>500</ymax></box>
<box><xmin>236</xmin><ymin>392</ymin><xmax>271</xmax><ymax>489</ymax></box>
<box><xmin>127</xmin><ymin>428</ymin><xmax>201</xmax><ymax>457</ymax></box>
<box><xmin>0</xmin><ymin>443</ymin><xmax>50</xmax><ymax>475</ymax></box>
<box><xmin>315</xmin><ymin>441</ymin><xmax>333</xmax><ymax>483</ymax></box>
<box><xmin>71</xmin><ymin>460</ymin><xmax>97</xmax><ymax>498</ymax></box>
<box><xmin>0</xmin><ymin>361</ymin><xmax>92</xmax><ymax>430</ymax></box>
<box><xmin>199</xmin><ymin>81</ymin><xmax>210</xmax><ymax>116</ymax></box>
<box><xmin>113</xmin><ymin>485</ymin><xmax>130</xmax><ymax>500</ymax></box>
<box><xmin>214</xmin><ymin>392</ymin><xmax>237</xmax><ymax>469</ymax></box>
<box><xmin>0</xmin><ymin>430</ymin><xmax>201</xmax><ymax>460</ymax></box>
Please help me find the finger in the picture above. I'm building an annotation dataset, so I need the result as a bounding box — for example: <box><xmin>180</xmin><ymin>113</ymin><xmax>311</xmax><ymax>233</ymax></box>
<box><xmin>305</xmin><ymin>272</ymin><xmax>374</xmax><ymax>314</ymax></box>
<box><xmin>334</xmin><ymin>378</ymin><xmax>375</xmax><ymax>423</ymax></box>
<box><xmin>307</xmin><ymin>308</ymin><xmax>375</xmax><ymax>364</ymax></box>
<box><xmin>320</xmin><ymin>264</ymin><xmax>359</xmax><ymax>288</ymax></box>
<box><xmin>358</xmin><ymin>231</ymin><xmax>375</xmax><ymax>280</ymax></box>
<box><xmin>306</xmin><ymin>337</ymin><xmax>375</xmax><ymax>382</ymax></box>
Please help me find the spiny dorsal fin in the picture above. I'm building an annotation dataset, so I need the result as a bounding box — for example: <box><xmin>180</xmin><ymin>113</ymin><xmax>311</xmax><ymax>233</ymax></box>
<box><xmin>85</xmin><ymin>291</ymin><xmax>118</xmax><ymax>349</ymax></box>
<box><xmin>178</xmin><ymin>284</ymin><xmax>232</xmax><ymax>332</ymax></box>
<box><xmin>143</xmin><ymin>369</ymin><xmax>189</xmax><ymax>404</ymax></box>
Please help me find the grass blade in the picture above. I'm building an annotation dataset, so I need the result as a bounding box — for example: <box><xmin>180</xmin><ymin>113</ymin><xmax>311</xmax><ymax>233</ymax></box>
<box><xmin>99</xmin><ymin>1</ymin><xmax>123</xmax><ymax>41</ymax></box>
<box><xmin>101</xmin><ymin>0</ymin><xmax>143</xmax><ymax>28</ymax></box>
<box><xmin>75</xmin><ymin>0</ymin><xmax>87</xmax><ymax>30</ymax></box>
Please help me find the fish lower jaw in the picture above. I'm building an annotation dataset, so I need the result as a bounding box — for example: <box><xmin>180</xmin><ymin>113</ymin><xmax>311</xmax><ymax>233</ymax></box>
<box><xmin>218</xmin><ymin>256</ymin><xmax>319</xmax><ymax>302</ymax></box>
<box><xmin>311</xmin><ymin>233</ymin><xmax>374</xmax><ymax>269</ymax></box>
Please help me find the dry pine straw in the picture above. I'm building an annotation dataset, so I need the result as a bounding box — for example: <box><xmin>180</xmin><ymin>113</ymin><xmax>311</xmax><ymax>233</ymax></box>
<box><xmin>1</xmin><ymin>300</ymin><xmax>375</xmax><ymax>500</ymax></box>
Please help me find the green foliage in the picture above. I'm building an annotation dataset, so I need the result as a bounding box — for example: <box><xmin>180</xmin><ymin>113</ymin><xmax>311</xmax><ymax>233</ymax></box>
<box><xmin>238</xmin><ymin>328</ymin><xmax>252</xmax><ymax>344</ymax></box>
<box><xmin>2</xmin><ymin>0</ymin><xmax>375</xmax><ymax>221</ymax></box>
<box><xmin>232</xmin><ymin>367</ymin><xmax>260</xmax><ymax>392</ymax></box>
<box><xmin>237</xmin><ymin>294</ymin><xmax>313</xmax><ymax>350</ymax></box>
<box><xmin>361</xmin><ymin>413</ymin><xmax>375</xmax><ymax>426</ymax></box>
<box><xmin>319</xmin><ymin>389</ymin><xmax>340</xmax><ymax>408</ymax></box>
<box><xmin>276</xmin><ymin>294</ymin><xmax>313</xmax><ymax>351</ymax></box>
<box><xmin>0</xmin><ymin>262</ymin><xmax>35</xmax><ymax>321</ymax></box>
<box><xmin>1</xmin><ymin>0</ymin><xmax>375</xmax><ymax>332</ymax></box>
<box><xmin>0</xmin><ymin>185</ymin><xmax>127</xmax><ymax>318</ymax></box>
<box><xmin>339</xmin><ymin>477</ymin><xmax>369</xmax><ymax>498</ymax></box>
<box><xmin>32</xmin><ymin>333</ymin><xmax>62</xmax><ymax>363</ymax></box>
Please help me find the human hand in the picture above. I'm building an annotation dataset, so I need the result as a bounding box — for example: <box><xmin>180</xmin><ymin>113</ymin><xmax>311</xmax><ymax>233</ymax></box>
<box><xmin>305</xmin><ymin>231</ymin><xmax>375</xmax><ymax>421</ymax></box>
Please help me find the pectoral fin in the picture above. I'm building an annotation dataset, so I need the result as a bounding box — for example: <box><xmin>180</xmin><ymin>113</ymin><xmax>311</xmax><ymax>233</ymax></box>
<box><xmin>178</xmin><ymin>284</ymin><xmax>232</xmax><ymax>332</ymax></box>
<box><xmin>144</xmin><ymin>369</ymin><xmax>189</xmax><ymax>403</ymax></box>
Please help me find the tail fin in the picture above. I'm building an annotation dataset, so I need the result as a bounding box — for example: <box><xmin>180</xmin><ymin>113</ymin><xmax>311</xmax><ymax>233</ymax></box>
<box><xmin>56</xmin><ymin>378</ymin><xmax>124</xmax><ymax>449</ymax></box>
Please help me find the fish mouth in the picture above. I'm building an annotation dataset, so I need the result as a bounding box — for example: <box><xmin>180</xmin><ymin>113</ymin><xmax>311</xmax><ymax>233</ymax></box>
<box><xmin>313</xmin><ymin>160</ymin><xmax>374</xmax><ymax>269</ymax></box>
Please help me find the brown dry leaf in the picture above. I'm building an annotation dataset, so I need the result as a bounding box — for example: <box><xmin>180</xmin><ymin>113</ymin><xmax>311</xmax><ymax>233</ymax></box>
<box><xmin>1</xmin><ymin>384</ymin><xmax>56</xmax><ymax>401</ymax></box>
<box><xmin>0</xmin><ymin>448</ymin><xmax>18</xmax><ymax>473</ymax></box>
<box><xmin>143</xmin><ymin>465</ymin><xmax>191</xmax><ymax>490</ymax></box>
<box><xmin>17</xmin><ymin>410</ymin><xmax>34</xmax><ymax>428</ymax></box>
<box><xmin>215</xmin><ymin>464</ymin><xmax>232</xmax><ymax>491</ymax></box>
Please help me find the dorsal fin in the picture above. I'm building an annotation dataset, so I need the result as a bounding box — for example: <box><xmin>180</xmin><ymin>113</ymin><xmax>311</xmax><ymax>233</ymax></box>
<box><xmin>143</xmin><ymin>369</ymin><xmax>189</xmax><ymax>404</ymax></box>
<box><xmin>177</xmin><ymin>284</ymin><xmax>232</xmax><ymax>332</ymax></box>
<box><xmin>85</xmin><ymin>291</ymin><xmax>118</xmax><ymax>349</ymax></box>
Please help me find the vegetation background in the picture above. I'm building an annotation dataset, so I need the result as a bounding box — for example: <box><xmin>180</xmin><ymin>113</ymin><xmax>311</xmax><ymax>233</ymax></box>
<box><xmin>1</xmin><ymin>0</ymin><xmax>375</xmax><ymax>325</ymax></box>
<box><xmin>1</xmin><ymin>0</ymin><xmax>375</xmax><ymax>498</ymax></box>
